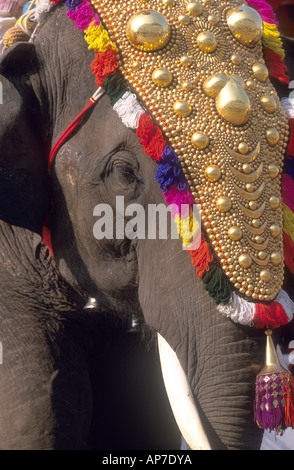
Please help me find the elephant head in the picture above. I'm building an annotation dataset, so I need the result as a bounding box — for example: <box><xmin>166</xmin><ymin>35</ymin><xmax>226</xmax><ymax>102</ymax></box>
<box><xmin>0</xmin><ymin>0</ymin><xmax>293</xmax><ymax>450</ymax></box>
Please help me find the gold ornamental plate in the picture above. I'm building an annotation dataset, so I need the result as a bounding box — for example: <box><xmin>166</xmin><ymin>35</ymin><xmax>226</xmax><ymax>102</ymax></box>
<box><xmin>91</xmin><ymin>0</ymin><xmax>289</xmax><ymax>302</ymax></box>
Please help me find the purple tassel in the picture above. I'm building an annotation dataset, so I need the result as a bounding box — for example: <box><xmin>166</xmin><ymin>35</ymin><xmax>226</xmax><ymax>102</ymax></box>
<box><xmin>155</xmin><ymin>145</ymin><xmax>188</xmax><ymax>193</ymax></box>
<box><xmin>67</xmin><ymin>0</ymin><xmax>100</xmax><ymax>29</ymax></box>
<box><xmin>65</xmin><ymin>0</ymin><xmax>82</xmax><ymax>11</ymax></box>
<box><xmin>254</xmin><ymin>372</ymin><xmax>288</xmax><ymax>432</ymax></box>
<box><xmin>285</xmin><ymin>158</ymin><xmax>294</xmax><ymax>179</ymax></box>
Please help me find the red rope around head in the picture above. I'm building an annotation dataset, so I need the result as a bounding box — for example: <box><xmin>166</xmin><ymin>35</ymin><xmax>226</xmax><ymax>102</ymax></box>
<box><xmin>48</xmin><ymin>88</ymin><xmax>105</xmax><ymax>172</ymax></box>
<box><xmin>44</xmin><ymin>88</ymin><xmax>105</xmax><ymax>254</ymax></box>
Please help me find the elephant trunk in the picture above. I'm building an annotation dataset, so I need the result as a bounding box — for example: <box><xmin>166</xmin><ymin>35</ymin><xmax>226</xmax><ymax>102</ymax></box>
<box><xmin>137</xmin><ymin>236</ymin><xmax>265</xmax><ymax>450</ymax></box>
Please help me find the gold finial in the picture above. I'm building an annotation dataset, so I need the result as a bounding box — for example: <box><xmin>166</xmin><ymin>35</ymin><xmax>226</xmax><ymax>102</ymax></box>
<box><xmin>259</xmin><ymin>330</ymin><xmax>287</xmax><ymax>375</ymax></box>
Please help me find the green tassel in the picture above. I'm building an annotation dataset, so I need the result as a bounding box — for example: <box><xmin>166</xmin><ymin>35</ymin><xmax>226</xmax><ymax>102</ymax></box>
<box><xmin>103</xmin><ymin>72</ymin><xmax>128</xmax><ymax>105</ymax></box>
<box><xmin>202</xmin><ymin>264</ymin><xmax>233</xmax><ymax>305</ymax></box>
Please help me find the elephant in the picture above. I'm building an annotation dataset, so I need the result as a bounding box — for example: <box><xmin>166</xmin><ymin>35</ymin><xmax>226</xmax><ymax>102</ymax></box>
<box><xmin>0</xmin><ymin>0</ymin><xmax>293</xmax><ymax>450</ymax></box>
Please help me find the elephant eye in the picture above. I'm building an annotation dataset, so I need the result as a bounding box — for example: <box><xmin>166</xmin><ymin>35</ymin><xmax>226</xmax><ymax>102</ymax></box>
<box><xmin>103</xmin><ymin>150</ymin><xmax>141</xmax><ymax>186</ymax></box>
<box><xmin>112</xmin><ymin>160</ymin><xmax>137</xmax><ymax>183</ymax></box>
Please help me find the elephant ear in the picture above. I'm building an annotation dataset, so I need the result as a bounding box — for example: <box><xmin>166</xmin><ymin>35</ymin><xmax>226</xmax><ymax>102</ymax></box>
<box><xmin>0</xmin><ymin>42</ymin><xmax>51</xmax><ymax>235</ymax></box>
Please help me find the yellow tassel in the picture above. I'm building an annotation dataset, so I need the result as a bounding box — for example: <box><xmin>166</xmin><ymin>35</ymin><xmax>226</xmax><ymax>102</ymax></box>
<box><xmin>262</xmin><ymin>22</ymin><xmax>285</xmax><ymax>58</ymax></box>
<box><xmin>84</xmin><ymin>23</ymin><xmax>118</xmax><ymax>52</ymax></box>
<box><xmin>283</xmin><ymin>203</ymin><xmax>294</xmax><ymax>243</ymax></box>
<box><xmin>174</xmin><ymin>209</ymin><xmax>200</xmax><ymax>248</ymax></box>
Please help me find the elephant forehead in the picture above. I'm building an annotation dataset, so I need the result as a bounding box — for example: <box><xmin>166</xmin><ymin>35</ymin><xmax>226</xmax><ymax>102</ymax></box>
<box><xmin>53</xmin><ymin>100</ymin><xmax>144</xmax><ymax>173</ymax></box>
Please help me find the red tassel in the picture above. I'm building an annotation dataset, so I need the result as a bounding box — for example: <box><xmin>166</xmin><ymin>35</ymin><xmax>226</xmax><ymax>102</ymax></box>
<box><xmin>136</xmin><ymin>114</ymin><xmax>166</xmax><ymax>162</ymax></box>
<box><xmin>90</xmin><ymin>46</ymin><xmax>119</xmax><ymax>87</ymax></box>
<box><xmin>188</xmin><ymin>237</ymin><xmax>213</xmax><ymax>279</ymax></box>
<box><xmin>263</xmin><ymin>47</ymin><xmax>289</xmax><ymax>84</ymax></box>
<box><xmin>284</xmin><ymin>373</ymin><xmax>294</xmax><ymax>428</ymax></box>
<box><xmin>254</xmin><ymin>302</ymin><xmax>290</xmax><ymax>329</ymax></box>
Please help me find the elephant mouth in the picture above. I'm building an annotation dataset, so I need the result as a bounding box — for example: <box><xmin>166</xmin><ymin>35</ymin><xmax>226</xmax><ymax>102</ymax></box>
<box><xmin>157</xmin><ymin>333</ymin><xmax>211</xmax><ymax>450</ymax></box>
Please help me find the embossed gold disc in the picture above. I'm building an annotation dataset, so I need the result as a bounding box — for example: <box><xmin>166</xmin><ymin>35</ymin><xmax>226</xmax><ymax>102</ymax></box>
<box><xmin>227</xmin><ymin>6</ymin><xmax>264</xmax><ymax>46</ymax></box>
<box><xmin>92</xmin><ymin>0</ymin><xmax>289</xmax><ymax>302</ymax></box>
<box><xmin>126</xmin><ymin>10</ymin><xmax>171</xmax><ymax>51</ymax></box>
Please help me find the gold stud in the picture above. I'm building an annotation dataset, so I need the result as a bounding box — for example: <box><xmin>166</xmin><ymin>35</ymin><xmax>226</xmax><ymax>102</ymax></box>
<box><xmin>152</xmin><ymin>68</ymin><xmax>173</xmax><ymax>87</ymax></box>
<box><xmin>181</xmin><ymin>81</ymin><xmax>193</xmax><ymax>91</ymax></box>
<box><xmin>242</xmin><ymin>163</ymin><xmax>252</xmax><ymax>174</ymax></box>
<box><xmin>269</xmin><ymin>195</ymin><xmax>280</xmax><ymax>209</ymax></box>
<box><xmin>132</xmin><ymin>61</ymin><xmax>142</xmax><ymax>70</ymax></box>
<box><xmin>268</xmin><ymin>163</ymin><xmax>279</xmax><ymax>179</ymax></box>
<box><xmin>231</xmin><ymin>74</ymin><xmax>245</xmax><ymax>88</ymax></box>
<box><xmin>252</xmin><ymin>63</ymin><xmax>269</xmax><ymax>82</ymax></box>
<box><xmin>260</xmin><ymin>95</ymin><xmax>277</xmax><ymax>113</ymax></box>
<box><xmin>249</xmin><ymin>201</ymin><xmax>257</xmax><ymax>210</ymax></box>
<box><xmin>238</xmin><ymin>254</ymin><xmax>252</xmax><ymax>268</ymax></box>
<box><xmin>191</xmin><ymin>132</ymin><xmax>209</xmax><ymax>149</ymax></box>
<box><xmin>238</xmin><ymin>142</ymin><xmax>248</xmax><ymax>154</ymax></box>
<box><xmin>186</xmin><ymin>2</ymin><xmax>203</xmax><ymax>16</ymax></box>
<box><xmin>203</xmin><ymin>74</ymin><xmax>228</xmax><ymax>97</ymax></box>
<box><xmin>246</xmin><ymin>80</ymin><xmax>256</xmax><ymax>90</ymax></box>
<box><xmin>205</xmin><ymin>166</ymin><xmax>221</xmax><ymax>182</ymax></box>
<box><xmin>266</xmin><ymin>128</ymin><xmax>279</xmax><ymax>145</ymax></box>
<box><xmin>126</xmin><ymin>11</ymin><xmax>170</xmax><ymax>52</ymax></box>
<box><xmin>216</xmin><ymin>197</ymin><xmax>232</xmax><ymax>212</ymax></box>
<box><xmin>227</xmin><ymin>6</ymin><xmax>263</xmax><ymax>46</ymax></box>
<box><xmin>271</xmin><ymin>251</ymin><xmax>282</xmax><ymax>265</ymax></box>
<box><xmin>180</xmin><ymin>55</ymin><xmax>192</xmax><ymax>66</ymax></box>
<box><xmin>196</xmin><ymin>32</ymin><xmax>217</xmax><ymax>53</ymax></box>
<box><xmin>252</xmin><ymin>219</ymin><xmax>260</xmax><ymax>227</ymax></box>
<box><xmin>246</xmin><ymin>183</ymin><xmax>254</xmax><ymax>192</ymax></box>
<box><xmin>162</xmin><ymin>0</ymin><xmax>175</xmax><ymax>6</ymax></box>
<box><xmin>215</xmin><ymin>78</ymin><xmax>251</xmax><ymax>126</ymax></box>
<box><xmin>259</xmin><ymin>251</ymin><xmax>268</xmax><ymax>260</ymax></box>
<box><xmin>228</xmin><ymin>226</ymin><xmax>242</xmax><ymax>240</ymax></box>
<box><xmin>178</xmin><ymin>14</ymin><xmax>190</xmax><ymax>25</ymax></box>
<box><xmin>231</xmin><ymin>54</ymin><xmax>242</xmax><ymax>65</ymax></box>
<box><xmin>208</xmin><ymin>14</ymin><xmax>219</xmax><ymax>25</ymax></box>
<box><xmin>260</xmin><ymin>269</ymin><xmax>271</xmax><ymax>282</ymax></box>
<box><xmin>173</xmin><ymin>100</ymin><xmax>192</xmax><ymax>117</ymax></box>
<box><xmin>269</xmin><ymin>224</ymin><xmax>281</xmax><ymax>238</ymax></box>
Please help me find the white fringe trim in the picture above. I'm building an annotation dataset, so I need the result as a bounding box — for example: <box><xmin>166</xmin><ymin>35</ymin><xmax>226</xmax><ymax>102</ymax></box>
<box><xmin>281</xmin><ymin>97</ymin><xmax>294</xmax><ymax>119</ymax></box>
<box><xmin>113</xmin><ymin>91</ymin><xmax>144</xmax><ymax>129</ymax></box>
<box><xmin>217</xmin><ymin>289</ymin><xmax>294</xmax><ymax>326</ymax></box>
<box><xmin>217</xmin><ymin>292</ymin><xmax>255</xmax><ymax>326</ymax></box>
<box><xmin>33</xmin><ymin>0</ymin><xmax>54</xmax><ymax>24</ymax></box>
<box><xmin>274</xmin><ymin>289</ymin><xmax>294</xmax><ymax>322</ymax></box>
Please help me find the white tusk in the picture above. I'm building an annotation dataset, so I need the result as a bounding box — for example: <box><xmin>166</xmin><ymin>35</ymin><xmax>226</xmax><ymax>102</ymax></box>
<box><xmin>157</xmin><ymin>333</ymin><xmax>211</xmax><ymax>450</ymax></box>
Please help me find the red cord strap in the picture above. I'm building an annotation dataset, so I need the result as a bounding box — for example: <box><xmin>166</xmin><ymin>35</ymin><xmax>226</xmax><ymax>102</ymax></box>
<box><xmin>48</xmin><ymin>88</ymin><xmax>105</xmax><ymax>172</ymax></box>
